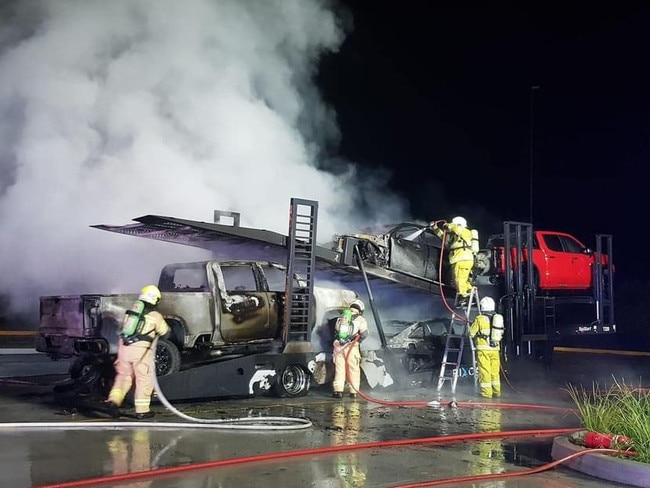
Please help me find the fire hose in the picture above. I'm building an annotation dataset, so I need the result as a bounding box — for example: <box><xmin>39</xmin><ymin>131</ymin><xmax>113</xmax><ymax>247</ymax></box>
<box><xmin>5</xmin><ymin>345</ymin><xmax>636</xmax><ymax>488</ymax></box>
<box><xmin>27</xmin><ymin>428</ymin><xmax>635</xmax><ymax>488</ymax></box>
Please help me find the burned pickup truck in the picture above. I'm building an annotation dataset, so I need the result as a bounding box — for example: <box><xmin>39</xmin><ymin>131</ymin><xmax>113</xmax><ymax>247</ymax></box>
<box><xmin>36</xmin><ymin>260</ymin><xmax>357</xmax><ymax>397</ymax></box>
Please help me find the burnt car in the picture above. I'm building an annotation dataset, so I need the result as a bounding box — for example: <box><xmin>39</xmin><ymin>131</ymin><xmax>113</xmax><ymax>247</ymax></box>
<box><xmin>386</xmin><ymin>318</ymin><xmax>450</xmax><ymax>373</ymax></box>
<box><xmin>381</xmin><ymin>319</ymin><xmax>413</xmax><ymax>339</ymax></box>
<box><xmin>333</xmin><ymin>223</ymin><xmax>449</xmax><ymax>282</ymax></box>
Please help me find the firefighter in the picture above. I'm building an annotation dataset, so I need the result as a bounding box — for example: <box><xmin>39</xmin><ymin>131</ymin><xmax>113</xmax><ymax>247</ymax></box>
<box><xmin>469</xmin><ymin>296</ymin><xmax>504</xmax><ymax>398</ymax></box>
<box><xmin>431</xmin><ymin>216</ymin><xmax>476</xmax><ymax>305</ymax></box>
<box><xmin>106</xmin><ymin>285</ymin><xmax>170</xmax><ymax>419</ymax></box>
<box><xmin>333</xmin><ymin>298</ymin><xmax>369</xmax><ymax>399</ymax></box>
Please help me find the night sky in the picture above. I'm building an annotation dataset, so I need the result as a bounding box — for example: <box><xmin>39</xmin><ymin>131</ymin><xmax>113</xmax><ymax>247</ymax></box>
<box><xmin>318</xmin><ymin>4</ymin><xmax>644</xmax><ymax>284</ymax></box>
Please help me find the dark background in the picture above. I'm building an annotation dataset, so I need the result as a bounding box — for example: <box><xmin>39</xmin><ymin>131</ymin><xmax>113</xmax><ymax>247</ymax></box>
<box><xmin>317</xmin><ymin>3</ymin><xmax>648</xmax><ymax>338</ymax></box>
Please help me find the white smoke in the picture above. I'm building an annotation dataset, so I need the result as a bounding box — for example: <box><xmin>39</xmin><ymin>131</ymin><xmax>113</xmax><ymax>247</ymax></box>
<box><xmin>0</xmin><ymin>0</ymin><xmax>410</xmax><ymax>317</ymax></box>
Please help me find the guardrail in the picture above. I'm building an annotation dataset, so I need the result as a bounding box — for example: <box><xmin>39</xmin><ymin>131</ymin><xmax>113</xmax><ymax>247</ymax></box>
<box><xmin>0</xmin><ymin>330</ymin><xmax>37</xmax><ymax>349</ymax></box>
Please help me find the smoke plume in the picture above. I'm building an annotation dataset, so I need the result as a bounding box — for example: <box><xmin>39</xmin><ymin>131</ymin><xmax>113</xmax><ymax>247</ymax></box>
<box><xmin>0</xmin><ymin>0</ymin><xmax>411</xmax><ymax>318</ymax></box>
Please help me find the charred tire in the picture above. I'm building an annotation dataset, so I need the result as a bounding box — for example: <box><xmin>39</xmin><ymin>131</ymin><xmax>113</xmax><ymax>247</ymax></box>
<box><xmin>69</xmin><ymin>356</ymin><xmax>114</xmax><ymax>397</ymax></box>
<box><xmin>273</xmin><ymin>364</ymin><xmax>311</xmax><ymax>398</ymax></box>
<box><xmin>155</xmin><ymin>338</ymin><xmax>181</xmax><ymax>377</ymax></box>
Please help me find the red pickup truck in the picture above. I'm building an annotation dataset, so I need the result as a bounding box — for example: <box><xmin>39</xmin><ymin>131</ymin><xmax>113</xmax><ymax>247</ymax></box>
<box><xmin>479</xmin><ymin>230</ymin><xmax>611</xmax><ymax>291</ymax></box>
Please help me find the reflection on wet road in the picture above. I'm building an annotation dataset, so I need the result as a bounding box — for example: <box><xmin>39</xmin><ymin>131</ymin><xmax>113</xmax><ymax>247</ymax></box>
<box><xmin>0</xmin><ymin>349</ymin><xmax>647</xmax><ymax>488</ymax></box>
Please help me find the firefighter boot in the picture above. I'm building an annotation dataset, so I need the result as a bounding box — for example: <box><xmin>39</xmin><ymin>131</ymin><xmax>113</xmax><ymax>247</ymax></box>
<box><xmin>135</xmin><ymin>411</ymin><xmax>155</xmax><ymax>420</ymax></box>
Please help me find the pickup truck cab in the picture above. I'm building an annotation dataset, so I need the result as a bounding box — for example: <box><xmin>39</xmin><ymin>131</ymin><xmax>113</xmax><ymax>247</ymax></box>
<box><xmin>478</xmin><ymin>230</ymin><xmax>611</xmax><ymax>291</ymax></box>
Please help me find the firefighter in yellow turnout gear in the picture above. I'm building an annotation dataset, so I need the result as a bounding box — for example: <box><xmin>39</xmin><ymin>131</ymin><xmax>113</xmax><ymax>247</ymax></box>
<box><xmin>333</xmin><ymin>299</ymin><xmax>369</xmax><ymax>399</ymax></box>
<box><xmin>106</xmin><ymin>285</ymin><xmax>170</xmax><ymax>419</ymax></box>
<box><xmin>431</xmin><ymin>216</ymin><xmax>477</xmax><ymax>303</ymax></box>
<box><xmin>469</xmin><ymin>296</ymin><xmax>504</xmax><ymax>398</ymax></box>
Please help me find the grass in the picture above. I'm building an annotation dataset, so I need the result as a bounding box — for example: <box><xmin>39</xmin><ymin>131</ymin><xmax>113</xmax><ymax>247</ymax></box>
<box><xmin>566</xmin><ymin>377</ymin><xmax>650</xmax><ymax>463</ymax></box>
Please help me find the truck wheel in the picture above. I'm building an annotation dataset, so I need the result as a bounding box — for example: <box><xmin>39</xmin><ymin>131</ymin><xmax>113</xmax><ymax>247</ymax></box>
<box><xmin>155</xmin><ymin>338</ymin><xmax>181</xmax><ymax>376</ymax></box>
<box><xmin>273</xmin><ymin>364</ymin><xmax>310</xmax><ymax>398</ymax></box>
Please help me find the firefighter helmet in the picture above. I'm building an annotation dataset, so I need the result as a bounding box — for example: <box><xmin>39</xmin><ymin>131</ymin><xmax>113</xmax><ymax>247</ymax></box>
<box><xmin>349</xmin><ymin>298</ymin><xmax>365</xmax><ymax>315</ymax></box>
<box><xmin>139</xmin><ymin>285</ymin><xmax>162</xmax><ymax>305</ymax></box>
<box><xmin>479</xmin><ymin>296</ymin><xmax>495</xmax><ymax>313</ymax></box>
<box><xmin>451</xmin><ymin>216</ymin><xmax>467</xmax><ymax>227</ymax></box>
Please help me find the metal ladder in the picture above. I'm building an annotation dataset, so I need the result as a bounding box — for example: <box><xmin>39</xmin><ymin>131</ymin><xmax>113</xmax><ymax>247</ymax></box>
<box><xmin>436</xmin><ymin>287</ymin><xmax>480</xmax><ymax>393</ymax></box>
<box><xmin>282</xmin><ymin>198</ymin><xmax>318</xmax><ymax>351</ymax></box>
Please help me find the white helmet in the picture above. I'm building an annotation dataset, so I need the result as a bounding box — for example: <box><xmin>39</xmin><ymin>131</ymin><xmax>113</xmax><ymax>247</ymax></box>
<box><xmin>479</xmin><ymin>296</ymin><xmax>495</xmax><ymax>313</ymax></box>
<box><xmin>451</xmin><ymin>216</ymin><xmax>467</xmax><ymax>227</ymax></box>
<box><xmin>139</xmin><ymin>285</ymin><xmax>162</xmax><ymax>305</ymax></box>
<box><xmin>349</xmin><ymin>298</ymin><xmax>365</xmax><ymax>315</ymax></box>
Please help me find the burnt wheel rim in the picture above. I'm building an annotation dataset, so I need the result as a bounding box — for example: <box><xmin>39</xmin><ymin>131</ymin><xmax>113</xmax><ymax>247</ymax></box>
<box><xmin>280</xmin><ymin>365</ymin><xmax>308</xmax><ymax>395</ymax></box>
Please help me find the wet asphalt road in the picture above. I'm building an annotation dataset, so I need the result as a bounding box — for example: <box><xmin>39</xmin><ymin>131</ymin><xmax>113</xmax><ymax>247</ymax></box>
<box><xmin>0</xmin><ymin>349</ymin><xmax>649</xmax><ymax>488</ymax></box>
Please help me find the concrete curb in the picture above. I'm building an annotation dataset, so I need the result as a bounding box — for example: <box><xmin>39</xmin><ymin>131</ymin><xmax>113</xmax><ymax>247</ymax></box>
<box><xmin>551</xmin><ymin>435</ymin><xmax>650</xmax><ymax>487</ymax></box>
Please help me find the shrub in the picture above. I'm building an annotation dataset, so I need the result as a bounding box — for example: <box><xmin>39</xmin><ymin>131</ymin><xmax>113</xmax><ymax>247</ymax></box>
<box><xmin>566</xmin><ymin>377</ymin><xmax>650</xmax><ymax>463</ymax></box>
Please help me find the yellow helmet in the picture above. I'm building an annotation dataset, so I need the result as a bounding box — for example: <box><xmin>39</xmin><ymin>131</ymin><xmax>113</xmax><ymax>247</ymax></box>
<box><xmin>139</xmin><ymin>285</ymin><xmax>161</xmax><ymax>305</ymax></box>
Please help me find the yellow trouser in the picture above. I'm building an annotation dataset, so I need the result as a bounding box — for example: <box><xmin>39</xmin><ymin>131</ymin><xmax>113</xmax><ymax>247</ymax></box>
<box><xmin>108</xmin><ymin>341</ymin><xmax>155</xmax><ymax>413</ymax></box>
<box><xmin>333</xmin><ymin>342</ymin><xmax>361</xmax><ymax>393</ymax></box>
<box><xmin>476</xmin><ymin>349</ymin><xmax>501</xmax><ymax>398</ymax></box>
<box><xmin>452</xmin><ymin>260</ymin><xmax>474</xmax><ymax>297</ymax></box>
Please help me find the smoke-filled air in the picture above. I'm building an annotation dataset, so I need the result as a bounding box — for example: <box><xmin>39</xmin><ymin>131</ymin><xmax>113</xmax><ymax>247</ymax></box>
<box><xmin>0</xmin><ymin>0</ymin><xmax>412</xmax><ymax>317</ymax></box>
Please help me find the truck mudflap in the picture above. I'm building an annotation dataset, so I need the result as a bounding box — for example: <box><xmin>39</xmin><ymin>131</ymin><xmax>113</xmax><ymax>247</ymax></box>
<box><xmin>156</xmin><ymin>352</ymin><xmax>314</xmax><ymax>401</ymax></box>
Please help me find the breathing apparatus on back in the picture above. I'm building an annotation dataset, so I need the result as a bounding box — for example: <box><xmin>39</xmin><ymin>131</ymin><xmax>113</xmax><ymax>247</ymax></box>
<box><xmin>489</xmin><ymin>313</ymin><xmax>505</xmax><ymax>347</ymax></box>
<box><xmin>120</xmin><ymin>285</ymin><xmax>161</xmax><ymax>344</ymax></box>
<box><xmin>121</xmin><ymin>300</ymin><xmax>147</xmax><ymax>338</ymax></box>
<box><xmin>336</xmin><ymin>299</ymin><xmax>365</xmax><ymax>344</ymax></box>
<box><xmin>336</xmin><ymin>308</ymin><xmax>354</xmax><ymax>343</ymax></box>
<box><xmin>478</xmin><ymin>296</ymin><xmax>505</xmax><ymax>347</ymax></box>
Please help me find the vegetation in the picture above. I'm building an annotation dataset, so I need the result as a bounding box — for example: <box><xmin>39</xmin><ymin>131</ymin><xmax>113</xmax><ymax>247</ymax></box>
<box><xmin>566</xmin><ymin>378</ymin><xmax>650</xmax><ymax>463</ymax></box>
